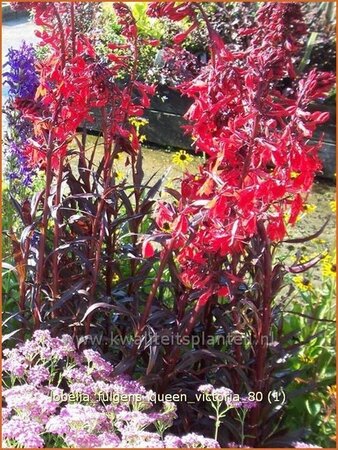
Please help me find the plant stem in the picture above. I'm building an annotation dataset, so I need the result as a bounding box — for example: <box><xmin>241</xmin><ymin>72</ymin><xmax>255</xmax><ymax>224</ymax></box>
<box><xmin>52</xmin><ymin>155</ymin><xmax>64</xmax><ymax>310</ymax></box>
<box><xmin>52</xmin><ymin>4</ymin><xmax>66</xmax><ymax>69</ymax></box>
<box><xmin>137</xmin><ymin>240</ymin><xmax>175</xmax><ymax>337</ymax></box>
<box><xmin>86</xmin><ymin>108</ymin><xmax>115</xmax><ymax>335</ymax></box>
<box><xmin>236</xmin><ymin>408</ymin><xmax>247</xmax><ymax>447</ymax></box>
<box><xmin>34</xmin><ymin>4</ymin><xmax>66</xmax><ymax>326</ymax></box>
<box><xmin>159</xmin><ymin>293</ymin><xmax>207</xmax><ymax>391</ymax></box>
<box><xmin>195</xmin><ymin>3</ymin><xmax>216</xmax><ymax>66</ymax></box>
<box><xmin>214</xmin><ymin>403</ymin><xmax>221</xmax><ymax>441</ymax></box>
<box><xmin>247</xmin><ymin>220</ymin><xmax>272</xmax><ymax>445</ymax></box>
<box><xmin>70</xmin><ymin>2</ymin><xmax>76</xmax><ymax>58</ymax></box>
<box><xmin>34</xmin><ymin>138</ymin><xmax>54</xmax><ymax>327</ymax></box>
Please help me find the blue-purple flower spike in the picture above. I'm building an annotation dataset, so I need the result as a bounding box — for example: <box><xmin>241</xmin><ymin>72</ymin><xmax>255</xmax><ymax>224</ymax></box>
<box><xmin>3</xmin><ymin>42</ymin><xmax>39</xmax><ymax>185</ymax></box>
<box><xmin>3</xmin><ymin>41</ymin><xmax>39</xmax><ymax>99</ymax></box>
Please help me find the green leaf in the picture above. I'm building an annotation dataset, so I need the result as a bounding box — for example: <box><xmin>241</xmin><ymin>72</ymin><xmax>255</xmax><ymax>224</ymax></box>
<box><xmin>305</xmin><ymin>399</ymin><xmax>321</xmax><ymax>417</ymax></box>
<box><xmin>298</xmin><ymin>32</ymin><xmax>318</xmax><ymax>73</ymax></box>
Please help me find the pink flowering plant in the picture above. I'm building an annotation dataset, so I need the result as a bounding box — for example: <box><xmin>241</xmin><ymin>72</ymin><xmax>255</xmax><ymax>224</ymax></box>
<box><xmin>2</xmin><ymin>2</ymin><xmax>335</xmax><ymax>448</ymax></box>
<box><xmin>197</xmin><ymin>385</ymin><xmax>257</xmax><ymax>443</ymax></box>
<box><xmin>2</xmin><ymin>330</ymin><xmax>221</xmax><ymax>448</ymax></box>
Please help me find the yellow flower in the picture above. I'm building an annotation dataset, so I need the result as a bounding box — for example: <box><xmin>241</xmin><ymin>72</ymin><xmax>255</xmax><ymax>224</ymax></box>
<box><xmin>299</xmin><ymin>354</ymin><xmax>316</xmax><ymax>364</ymax></box>
<box><xmin>112</xmin><ymin>273</ymin><xmax>120</xmax><ymax>284</ymax></box>
<box><xmin>313</xmin><ymin>238</ymin><xmax>327</xmax><ymax>245</ymax></box>
<box><xmin>284</xmin><ymin>211</ymin><xmax>300</xmax><ymax>223</ymax></box>
<box><xmin>293</xmin><ymin>275</ymin><xmax>314</xmax><ymax>292</ymax></box>
<box><xmin>291</xmin><ymin>253</ymin><xmax>316</xmax><ymax>265</ymax></box>
<box><xmin>321</xmin><ymin>254</ymin><xmax>336</xmax><ymax>278</ymax></box>
<box><xmin>327</xmin><ymin>385</ymin><xmax>336</xmax><ymax>398</ymax></box>
<box><xmin>172</xmin><ymin>150</ymin><xmax>193</xmax><ymax>168</ymax></box>
<box><xmin>161</xmin><ymin>222</ymin><xmax>171</xmax><ymax>232</ymax></box>
<box><xmin>129</xmin><ymin>117</ymin><xmax>149</xmax><ymax>138</ymax></box>
<box><xmin>329</xmin><ymin>200</ymin><xmax>336</xmax><ymax>213</ymax></box>
<box><xmin>283</xmin><ymin>212</ymin><xmax>290</xmax><ymax>222</ymax></box>
<box><xmin>303</xmin><ymin>203</ymin><xmax>316</xmax><ymax>214</ymax></box>
<box><xmin>290</xmin><ymin>171</ymin><xmax>300</xmax><ymax>179</ymax></box>
<box><xmin>115</xmin><ymin>170</ymin><xmax>125</xmax><ymax>182</ymax></box>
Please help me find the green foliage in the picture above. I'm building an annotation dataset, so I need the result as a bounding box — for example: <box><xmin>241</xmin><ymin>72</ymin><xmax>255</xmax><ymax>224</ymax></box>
<box><xmin>130</xmin><ymin>2</ymin><xmax>163</xmax><ymax>40</ymax></box>
<box><xmin>282</xmin><ymin>266</ymin><xmax>336</xmax><ymax>447</ymax></box>
<box><xmin>97</xmin><ymin>3</ymin><xmax>163</xmax><ymax>81</ymax></box>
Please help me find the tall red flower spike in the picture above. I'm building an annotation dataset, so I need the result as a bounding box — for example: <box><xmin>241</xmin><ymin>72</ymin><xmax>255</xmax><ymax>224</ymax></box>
<box><xmin>147</xmin><ymin>2</ymin><xmax>335</xmax><ymax>306</ymax></box>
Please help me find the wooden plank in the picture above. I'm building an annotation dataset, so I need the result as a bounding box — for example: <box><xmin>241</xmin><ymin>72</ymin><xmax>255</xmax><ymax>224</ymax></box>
<box><xmin>84</xmin><ymin>104</ymin><xmax>336</xmax><ymax>180</ymax></box>
<box><xmin>143</xmin><ymin>110</ymin><xmax>192</xmax><ymax>149</ymax></box>
<box><xmin>318</xmin><ymin>140</ymin><xmax>336</xmax><ymax>179</ymax></box>
<box><xmin>150</xmin><ymin>85</ymin><xmax>192</xmax><ymax>115</ymax></box>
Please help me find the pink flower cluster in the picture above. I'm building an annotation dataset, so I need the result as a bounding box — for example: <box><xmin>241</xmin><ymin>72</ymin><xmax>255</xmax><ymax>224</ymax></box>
<box><xmin>2</xmin><ymin>330</ymin><xmax>220</xmax><ymax>448</ymax></box>
<box><xmin>198</xmin><ymin>385</ymin><xmax>257</xmax><ymax>410</ymax></box>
